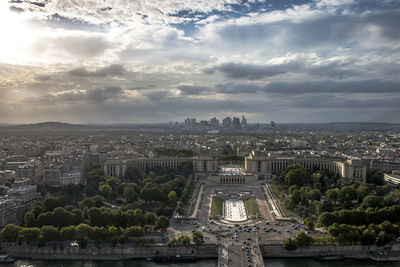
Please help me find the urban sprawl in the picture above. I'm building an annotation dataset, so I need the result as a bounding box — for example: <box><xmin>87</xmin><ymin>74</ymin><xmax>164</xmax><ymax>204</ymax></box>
<box><xmin>1</xmin><ymin>119</ymin><xmax>400</xmax><ymax>265</ymax></box>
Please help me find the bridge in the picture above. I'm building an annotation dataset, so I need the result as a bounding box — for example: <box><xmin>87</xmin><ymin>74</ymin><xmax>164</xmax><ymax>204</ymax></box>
<box><xmin>218</xmin><ymin>237</ymin><xmax>265</xmax><ymax>267</ymax></box>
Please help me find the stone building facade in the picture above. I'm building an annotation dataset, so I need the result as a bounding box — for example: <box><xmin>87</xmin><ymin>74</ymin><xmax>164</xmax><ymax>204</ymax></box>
<box><xmin>245</xmin><ymin>150</ymin><xmax>367</xmax><ymax>183</ymax></box>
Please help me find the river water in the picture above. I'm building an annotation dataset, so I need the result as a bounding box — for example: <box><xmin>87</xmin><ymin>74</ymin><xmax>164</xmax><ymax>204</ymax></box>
<box><xmin>5</xmin><ymin>259</ymin><xmax>400</xmax><ymax>266</ymax></box>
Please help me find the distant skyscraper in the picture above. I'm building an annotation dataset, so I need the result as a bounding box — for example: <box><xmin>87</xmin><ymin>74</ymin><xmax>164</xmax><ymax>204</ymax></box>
<box><xmin>222</xmin><ymin>117</ymin><xmax>232</xmax><ymax>129</ymax></box>
<box><xmin>184</xmin><ymin>117</ymin><xmax>197</xmax><ymax>128</ymax></box>
<box><xmin>270</xmin><ymin>121</ymin><xmax>276</xmax><ymax>127</ymax></box>
<box><xmin>232</xmin><ymin>117</ymin><xmax>241</xmax><ymax>130</ymax></box>
<box><xmin>184</xmin><ymin>118</ymin><xmax>190</xmax><ymax>126</ymax></box>
<box><xmin>241</xmin><ymin>115</ymin><xmax>247</xmax><ymax>129</ymax></box>
<box><xmin>210</xmin><ymin>117</ymin><xmax>219</xmax><ymax>127</ymax></box>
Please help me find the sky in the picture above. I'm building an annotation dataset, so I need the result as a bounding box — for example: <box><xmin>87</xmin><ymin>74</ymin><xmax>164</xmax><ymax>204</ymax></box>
<box><xmin>0</xmin><ymin>0</ymin><xmax>400</xmax><ymax>124</ymax></box>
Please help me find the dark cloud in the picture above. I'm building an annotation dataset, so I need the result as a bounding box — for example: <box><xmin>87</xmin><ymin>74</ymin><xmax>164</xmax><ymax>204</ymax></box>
<box><xmin>68</xmin><ymin>64</ymin><xmax>125</xmax><ymax>77</ymax></box>
<box><xmin>34</xmin><ymin>75</ymin><xmax>51</xmax><ymax>81</ymax></box>
<box><xmin>263</xmin><ymin>79</ymin><xmax>400</xmax><ymax>94</ymax></box>
<box><xmin>29</xmin><ymin>1</ymin><xmax>46</xmax><ymax>7</ymax></box>
<box><xmin>217</xmin><ymin>10</ymin><xmax>400</xmax><ymax>52</ymax></box>
<box><xmin>216</xmin><ymin>62</ymin><xmax>287</xmax><ymax>80</ymax></box>
<box><xmin>87</xmin><ymin>86</ymin><xmax>123</xmax><ymax>103</ymax></box>
<box><xmin>202</xmin><ymin>67</ymin><xmax>216</xmax><ymax>74</ymax></box>
<box><xmin>307</xmin><ymin>62</ymin><xmax>359</xmax><ymax>79</ymax></box>
<box><xmin>215</xmin><ymin>83</ymin><xmax>261</xmax><ymax>94</ymax></box>
<box><xmin>209</xmin><ymin>60</ymin><xmax>356</xmax><ymax>80</ymax></box>
<box><xmin>214</xmin><ymin>79</ymin><xmax>400</xmax><ymax>95</ymax></box>
<box><xmin>143</xmin><ymin>90</ymin><xmax>169</xmax><ymax>101</ymax></box>
<box><xmin>38</xmin><ymin>86</ymin><xmax>124</xmax><ymax>104</ymax></box>
<box><xmin>177</xmin><ymin>85</ymin><xmax>211</xmax><ymax>95</ymax></box>
<box><xmin>367</xmin><ymin>11</ymin><xmax>400</xmax><ymax>40</ymax></box>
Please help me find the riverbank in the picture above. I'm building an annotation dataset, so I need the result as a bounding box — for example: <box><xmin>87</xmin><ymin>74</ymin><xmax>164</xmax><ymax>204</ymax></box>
<box><xmin>0</xmin><ymin>242</ymin><xmax>218</xmax><ymax>261</ymax></box>
<box><xmin>2</xmin><ymin>242</ymin><xmax>400</xmax><ymax>262</ymax></box>
<box><xmin>261</xmin><ymin>243</ymin><xmax>400</xmax><ymax>262</ymax></box>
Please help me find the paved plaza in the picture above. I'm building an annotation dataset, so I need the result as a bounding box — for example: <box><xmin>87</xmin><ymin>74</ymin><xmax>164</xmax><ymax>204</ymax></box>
<box><xmin>198</xmin><ymin>184</ymin><xmax>274</xmax><ymax>221</ymax></box>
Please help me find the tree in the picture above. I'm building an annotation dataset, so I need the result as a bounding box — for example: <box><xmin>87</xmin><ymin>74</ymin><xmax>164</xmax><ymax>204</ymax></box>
<box><xmin>107</xmin><ymin>226</ymin><xmax>119</xmax><ymax>240</ymax></box>
<box><xmin>126</xmin><ymin>226</ymin><xmax>144</xmax><ymax>238</ymax></box>
<box><xmin>159</xmin><ymin>183</ymin><xmax>173</xmax><ymax>195</ymax></box>
<box><xmin>178</xmin><ymin>235</ymin><xmax>191</xmax><ymax>246</ymax></box>
<box><xmin>140</xmin><ymin>186</ymin><xmax>163</xmax><ymax>202</ymax></box>
<box><xmin>319</xmin><ymin>212</ymin><xmax>337</xmax><ymax>227</ymax></box>
<box><xmin>18</xmin><ymin>227</ymin><xmax>41</xmax><ymax>243</ymax></box>
<box><xmin>24</xmin><ymin>211</ymin><xmax>36</xmax><ymax>227</ymax></box>
<box><xmin>98</xmin><ymin>184</ymin><xmax>112</xmax><ymax>198</ymax></box>
<box><xmin>356</xmin><ymin>185</ymin><xmax>371</xmax><ymax>201</ymax></box>
<box><xmin>126</xmin><ymin>167</ymin><xmax>141</xmax><ymax>182</ymax></box>
<box><xmin>192</xmin><ymin>231</ymin><xmax>204</xmax><ymax>245</ymax></box>
<box><xmin>60</xmin><ymin>226</ymin><xmax>76</xmax><ymax>241</ymax></box>
<box><xmin>36</xmin><ymin>212</ymin><xmax>53</xmax><ymax>227</ymax></box>
<box><xmin>88</xmin><ymin>207</ymin><xmax>106</xmax><ymax>227</ymax></box>
<box><xmin>105</xmin><ymin>176</ymin><xmax>121</xmax><ymax>190</ymax></box>
<box><xmin>360</xmin><ymin>229</ymin><xmax>376</xmax><ymax>245</ymax></box>
<box><xmin>293</xmin><ymin>231</ymin><xmax>313</xmax><ymax>247</ymax></box>
<box><xmin>283</xmin><ymin>237</ymin><xmax>297</xmax><ymax>251</ymax></box>
<box><xmin>340</xmin><ymin>186</ymin><xmax>357</xmax><ymax>208</ymax></box>
<box><xmin>156</xmin><ymin>215</ymin><xmax>170</xmax><ymax>231</ymax></box>
<box><xmin>134</xmin><ymin>209</ymin><xmax>146</xmax><ymax>226</ymax></box>
<box><xmin>32</xmin><ymin>202</ymin><xmax>44</xmax><ymax>217</ymax></box>
<box><xmin>126</xmin><ymin>210</ymin><xmax>136</xmax><ymax>227</ymax></box>
<box><xmin>326</xmin><ymin>188</ymin><xmax>340</xmax><ymax>203</ymax></box>
<box><xmin>41</xmin><ymin>225</ymin><xmax>59</xmax><ymax>242</ymax></box>
<box><xmin>0</xmin><ymin>224</ymin><xmax>21</xmax><ymax>242</ymax></box>
<box><xmin>377</xmin><ymin>231</ymin><xmax>390</xmax><ymax>246</ymax></box>
<box><xmin>304</xmin><ymin>218</ymin><xmax>314</xmax><ymax>230</ymax></box>
<box><xmin>168</xmin><ymin>191</ymin><xmax>178</xmax><ymax>203</ymax></box>
<box><xmin>71</xmin><ymin>209</ymin><xmax>83</xmax><ymax>225</ymax></box>
<box><xmin>377</xmin><ymin>185</ymin><xmax>391</xmax><ymax>196</ymax></box>
<box><xmin>75</xmin><ymin>223</ymin><xmax>91</xmax><ymax>239</ymax></box>
<box><xmin>145</xmin><ymin>212</ymin><xmax>157</xmax><ymax>225</ymax></box>
<box><xmin>52</xmin><ymin>207</ymin><xmax>73</xmax><ymax>227</ymax></box>
<box><xmin>361</xmin><ymin>195</ymin><xmax>384</xmax><ymax>209</ymax></box>
<box><xmin>366</xmin><ymin>169</ymin><xmax>384</xmax><ymax>185</ymax></box>
<box><xmin>43</xmin><ymin>195</ymin><xmax>64</xmax><ymax>212</ymax></box>
<box><xmin>284</xmin><ymin>166</ymin><xmax>311</xmax><ymax>187</ymax></box>
<box><xmin>123</xmin><ymin>187</ymin><xmax>138</xmax><ymax>202</ymax></box>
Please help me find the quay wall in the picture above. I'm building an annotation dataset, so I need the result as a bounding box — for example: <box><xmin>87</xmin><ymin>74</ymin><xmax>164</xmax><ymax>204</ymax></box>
<box><xmin>261</xmin><ymin>244</ymin><xmax>400</xmax><ymax>259</ymax></box>
<box><xmin>0</xmin><ymin>243</ymin><xmax>218</xmax><ymax>260</ymax></box>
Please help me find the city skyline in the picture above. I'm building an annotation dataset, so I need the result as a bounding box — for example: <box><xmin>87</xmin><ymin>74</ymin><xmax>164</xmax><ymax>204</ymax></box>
<box><xmin>1</xmin><ymin>0</ymin><xmax>400</xmax><ymax>124</ymax></box>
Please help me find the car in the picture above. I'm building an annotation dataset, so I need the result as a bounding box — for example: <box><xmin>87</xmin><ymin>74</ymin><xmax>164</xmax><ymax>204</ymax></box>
<box><xmin>247</xmin><ymin>238</ymin><xmax>252</xmax><ymax>240</ymax></box>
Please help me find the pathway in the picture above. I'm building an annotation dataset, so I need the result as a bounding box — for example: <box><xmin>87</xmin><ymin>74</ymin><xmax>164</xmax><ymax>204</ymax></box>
<box><xmin>189</xmin><ymin>183</ymin><xmax>204</xmax><ymax>219</ymax></box>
